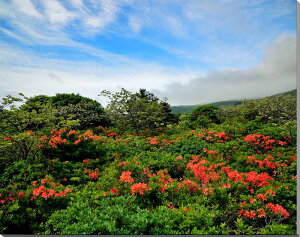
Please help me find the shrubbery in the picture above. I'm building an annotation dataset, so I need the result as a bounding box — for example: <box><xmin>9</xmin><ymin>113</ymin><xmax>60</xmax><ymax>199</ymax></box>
<box><xmin>0</xmin><ymin>90</ymin><xmax>296</xmax><ymax>234</ymax></box>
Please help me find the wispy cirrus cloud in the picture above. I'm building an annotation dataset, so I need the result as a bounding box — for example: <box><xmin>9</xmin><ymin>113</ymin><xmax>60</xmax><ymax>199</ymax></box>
<box><xmin>0</xmin><ymin>0</ymin><xmax>296</xmax><ymax>105</ymax></box>
<box><xmin>0</xmin><ymin>40</ymin><xmax>196</xmax><ymax>104</ymax></box>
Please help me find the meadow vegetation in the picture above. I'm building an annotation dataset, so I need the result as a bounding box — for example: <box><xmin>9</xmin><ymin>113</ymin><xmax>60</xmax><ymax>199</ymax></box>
<box><xmin>0</xmin><ymin>89</ymin><xmax>296</xmax><ymax>234</ymax></box>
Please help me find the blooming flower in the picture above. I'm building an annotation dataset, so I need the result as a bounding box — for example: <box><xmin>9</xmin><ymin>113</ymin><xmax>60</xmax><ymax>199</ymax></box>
<box><xmin>266</xmin><ymin>203</ymin><xmax>290</xmax><ymax>218</ymax></box>
<box><xmin>89</xmin><ymin>172</ymin><xmax>99</xmax><ymax>180</ymax></box>
<box><xmin>257</xmin><ymin>194</ymin><xmax>267</xmax><ymax>201</ymax></box>
<box><xmin>160</xmin><ymin>186</ymin><xmax>168</xmax><ymax>193</ymax></box>
<box><xmin>4</xmin><ymin>137</ymin><xmax>13</xmax><ymax>141</ymax></box>
<box><xmin>118</xmin><ymin>161</ymin><xmax>127</xmax><ymax>166</ymax></box>
<box><xmin>130</xmin><ymin>183</ymin><xmax>151</xmax><ymax>195</ymax></box>
<box><xmin>119</xmin><ymin>171</ymin><xmax>134</xmax><ymax>183</ymax></box>
<box><xmin>150</xmin><ymin>138</ymin><xmax>159</xmax><ymax>145</ymax></box>
<box><xmin>257</xmin><ymin>208</ymin><xmax>266</xmax><ymax>218</ymax></box>
<box><xmin>68</xmin><ymin>130</ymin><xmax>76</xmax><ymax>135</ymax></box>
<box><xmin>110</xmin><ymin>187</ymin><xmax>118</xmax><ymax>194</ymax></box>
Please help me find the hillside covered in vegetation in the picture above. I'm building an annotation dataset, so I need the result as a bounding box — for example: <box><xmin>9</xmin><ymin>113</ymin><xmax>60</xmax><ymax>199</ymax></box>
<box><xmin>171</xmin><ymin>89</ymin><xmax>296</xmax><ymax>114</ymax></box>
<box><xmin>0</xmin><ymin>88</ymin><xmax>296</xmax><ymax>234</ymax></box>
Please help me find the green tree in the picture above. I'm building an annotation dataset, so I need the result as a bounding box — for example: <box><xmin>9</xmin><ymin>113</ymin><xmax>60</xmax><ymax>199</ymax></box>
<box><xmin>0</xmin><ymin>94</ymin><xmax>59</xmax><ymax>165</ymax></box>
<box><xmin>26</xmin><ymin>93</ymin><xmax>109</xmax><ymax>129</ymax></box>
<box><xmin>190</xmin><ymin>105</ymin><xmax>221</xmax><ymax>126</ymax></box>
<box><xmin>136</xmin><ymin>89</ymin><xmax>176</xmax><ymax>124</ymax></box>
<box><xmin>100</xmin><ymin>88</ymin><xmax>169</xmax><ymax>133</ymax></box>
<box><xmin>219</xmin><ymin>92</ymin><xmax>296</xmax><ymax>125</ymax></box>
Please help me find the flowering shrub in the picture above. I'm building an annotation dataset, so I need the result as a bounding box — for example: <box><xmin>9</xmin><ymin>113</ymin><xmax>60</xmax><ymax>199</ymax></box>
<box><xmin>0</xmin><ymin>123</ymin><xmax>296</xmax><ymax>234</ymax></box>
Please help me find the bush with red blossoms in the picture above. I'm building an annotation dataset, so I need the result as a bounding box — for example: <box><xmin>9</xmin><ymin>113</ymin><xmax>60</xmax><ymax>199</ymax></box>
<box><xmin>0</xmin><ymin>95</ymin><xmax>296</xmax><ymax>234</ymax></box>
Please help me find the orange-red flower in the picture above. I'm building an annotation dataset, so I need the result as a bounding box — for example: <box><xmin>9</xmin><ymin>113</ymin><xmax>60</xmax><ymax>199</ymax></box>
<box><xmin>110</xmin><ymin>187</ymin><xmax>118</xmax><ymax>194</ymax></box>
<box><xmin>130</xmin><ymin>183</ymin><xmax>151</xmax><ymax>195</ymax></box>
<box><xmin>257</xmin><ymin>208</ymin><xmax>266</xmax><ymax>218</ymax></box>
<box><xmin>89</xmin><ymin>172</ymin><xmax>99</xmax><ymax>180</ymax></box>
<box><xmin>120</xmin><ymin>171</ymin><xmax>134</xmax><ymax>183</ymax></box>
<box><xmin>68</xmin><ymin>130</ymin><xmax>76</xmax><ymax>135</ymax></box>
<box><xmin>266</xmin><ymin>203</ymin><xmax>290</xmax><ymax>218</ymax></box>
<box><xmin>257</xmin><ymin>194</ymin><xmax>267</xmax><ymax>201</ymax></box>
<box><xmin>159</xmin><ymin>186</ymin><xmax>168</xmax><ymax>193</ymax></box>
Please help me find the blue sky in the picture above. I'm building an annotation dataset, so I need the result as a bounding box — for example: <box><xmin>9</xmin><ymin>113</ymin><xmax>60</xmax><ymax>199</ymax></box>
<box><xmin>0</xmin><ymin>0</ymin><xmax>296</xmax><ymax>105</ymax></box>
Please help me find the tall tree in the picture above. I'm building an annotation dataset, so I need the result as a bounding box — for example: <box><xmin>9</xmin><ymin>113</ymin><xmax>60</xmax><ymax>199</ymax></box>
<box><xmin>26</xmin><ymin>93</ymin><xmax>109</xmax><ymax>129</ymax></box>
<box><xmin>100</xmin><ymin>88</ymin><xmax>170</xmax><ymax>133</ymax></box>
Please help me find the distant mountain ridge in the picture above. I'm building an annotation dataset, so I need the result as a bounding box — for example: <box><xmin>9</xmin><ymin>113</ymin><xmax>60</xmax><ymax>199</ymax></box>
<box><xmin>171</xmin><ymin>89</ymin><xmax>296</xmax><ymax>114</ymax></box>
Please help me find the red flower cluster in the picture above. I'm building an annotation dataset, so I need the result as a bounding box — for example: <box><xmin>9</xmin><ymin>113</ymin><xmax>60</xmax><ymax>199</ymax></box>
<box><xmin>238</xmin><ymin>209</ymin><xmax>257</xmax><ymax>219</ymax></box>
<box><xmin>117</xmin><ymin>162</ymin><xmax>127</xmax><ymax>166</ymax></box>
<box><xmin>89</xmin><ymin>172</ymin><xmax>99</xmax><ymax>180</ymax></box>
<box><xmin>149</xmin><ymin>138</ymin><xmax>159</xmax><ymax>145</ymax></box>
<box><xmin>0</xmin><ymin>192</ymin><xmax>24</xmax><ymax>204</ymax></box>
<box><xmin>178</xmin><ymin>179</ymin><xmax>200</xmax><ymax>192</ymax></box>
<box><xmin>107</xmin><ymin>132</ymin><xmax>117</xmax><ymax>137</ymax></box>
<box><xmin>157</xmin><ymin>170</ymin><xmax>173</xmax><ymax>184</ymax></box>
<box><xmin>216</xmin><ymin>132</ymin><xmax>230</xmax><ymax>142</ymax></box>
<box><xmin>110</xmin><ymin>187</ymin><xmax>118</xmax><ymax>194</ymax></box>
<box><xmin>68</xmin><ymin>130</ymin><xmax>76</xmax><ymax>135</ymax></box>
<box><xmin>266</xmin><ymin>203</ymin><xmax>290</xmax><ymax>218</ymax></box>
<box><xmin>221</xmin><ymin>183</ymin><xmax>231</xmax><ymax>188</ymax></box>
<box><xmin>257</xmin><ymin>193</ymin><xmax>267</xmax><ymax>201</ymax></box>
<box><xmin>143</xmin><ymin>167</ymin><xmax>155</xmax><ymax>178</ymax></box>
<box><xmin>120</xmin><ymin>171</ymin><xmax>134</xmax><ymax>183</ymax></box>
<box><xmin>187</xmin><ymin>159</ymin><xmax>220</xmax><ymax>184</ymax></box>
<box><xmin>84</xmin><ymin>169</ymin><xmax>100</xmax><ymax>180</ymax></box>
<box><xmin>244</xmin><ymin>134</ymin><xmax>270</xmax><ymax>144</ymax></box>
<box><xmin>31</xmin><ymin>179</ymin><xmax>71</xmax><ymax>199</ymax></box>
<box><xmin>48</xmin><ymin>130</ymin><xmax>67</xmax><ymax>148</ymax></box>
<box><xmin>222</xmin><ymin>167</ymin><xmax>244</xmax><ymax>182</ymax></box>
<box><xmin>239</xmin><ymin>208</ymin><xmax>266</xmax><ymax>219</ymax></box>
<box><xmin>245</xmin><ymin>171</ymin><xmax>273</xmax><ymax>188</ymax></box>
<box><xmin>73</xmin><ymin>130</ymin><xmax>103</xmax><ymax>144</ymax></box>
<box><xmin>244</xmin><ymin>134</ymin><xmax>286</xmax><ymax>149</ymax></box>
<box><xmin>160</xmin><ymin>186</ymin><xmax>168</xmax><ymax>193</ymax></box>
<box><xmin>130</xmin><ymin>183</ymin><xmax>151</xmax><ymax>195</ymax></box>
<box><xmin>3</xmin><ymin>137</ymin><xmax>14</xmax><ymax>141</ymax></box>
<box><xmin>207</xmin><ymin>150</ymin><xmax>218</xmax><ymax>157</ymax></box>
<box><xmin>247</xmin><ymin>154</ymin><xmax>287</xmax><ymax>169</ymax></box>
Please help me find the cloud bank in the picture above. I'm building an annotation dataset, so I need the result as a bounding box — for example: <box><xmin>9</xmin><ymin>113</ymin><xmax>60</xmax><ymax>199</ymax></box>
<box><xmin>154</xmin><ymin>34</ymin><xmax>296</xmax><ymax>105</ymax></box>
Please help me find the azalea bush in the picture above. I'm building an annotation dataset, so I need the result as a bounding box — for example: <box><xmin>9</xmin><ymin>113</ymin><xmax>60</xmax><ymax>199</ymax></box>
<box><xmin>0</xmin><ymin>92</ymin><xmax>296</xmax><ymax>234</ymax></box>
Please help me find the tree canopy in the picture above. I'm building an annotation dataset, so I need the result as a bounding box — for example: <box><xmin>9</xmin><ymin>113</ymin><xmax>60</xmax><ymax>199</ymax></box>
<box><xmin>26</xmin><ymin>93</ymin><xmax>108</xmax><ymax>130</ymax></box>
<box><xmin>100</xmin><ymin>88</ymin><xmax>174</xmax><ymax>133</ymax></box>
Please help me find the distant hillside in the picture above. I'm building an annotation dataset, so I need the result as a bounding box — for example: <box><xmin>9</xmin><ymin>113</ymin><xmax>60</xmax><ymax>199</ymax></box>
<box><xmin>171</xmin><ymin>89</ymin><xmax>296</xmax><ymax>114</ymax></box>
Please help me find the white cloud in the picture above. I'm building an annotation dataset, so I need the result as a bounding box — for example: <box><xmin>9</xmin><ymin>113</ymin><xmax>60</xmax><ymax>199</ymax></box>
<box><xmin>43</xmin><ymin>0</ymin><xmax>77</xmax><ymax>25</ymax></box>
<box><xmin>0</xmin><ymin>34</ymin><xmax>294</xmax><ymax>106</ymax></box>
<box><xmin>154</xmin><ymin>34</ymin><xmax>296</xmax><ymax>105</ymax></box>
<box><xmin>12</xmin><ymin>0</ymin><xmax>43</xmax><ymax>18</ymax></box>
<box><xmin>128</xmin><ymin>16</ymin><xmax>142</xmax><ymax>33</ymax></box>
<box><xmin>70</xmin><ymin>0</ymin><xmax>83</xmax><ymax>9</ymax></box>
<box><xmin>0</xmin><ymin>43</ymin><xmax>195</xmax><ymax>105</ymax></box>
<box><xmin>0</xmin><ymin>0</ymin><xmax>295</xmax><ymax>106</ymax></box>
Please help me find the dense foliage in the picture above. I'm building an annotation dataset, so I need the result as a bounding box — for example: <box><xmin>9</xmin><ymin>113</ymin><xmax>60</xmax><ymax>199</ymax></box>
<box><xmin>100</xmin><ymin>88</ymin><xmax>175</xmax><ymax>133</ymax></box>
<box><xmin>26</xmin><ymin>93</ymin><xmax>109</xmax><ymax>130</ymax></box>
<box><xmin>0</xmin><ymin>90</ymin><xmax>296</xmax><ymax>234</ymax></box>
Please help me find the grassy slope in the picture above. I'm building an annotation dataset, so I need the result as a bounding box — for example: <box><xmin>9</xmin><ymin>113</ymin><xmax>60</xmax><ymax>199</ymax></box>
<box><xmin>171</xmin><ymin>89</ymin><xmax>296</xmax><ymax>114</ymax></box>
